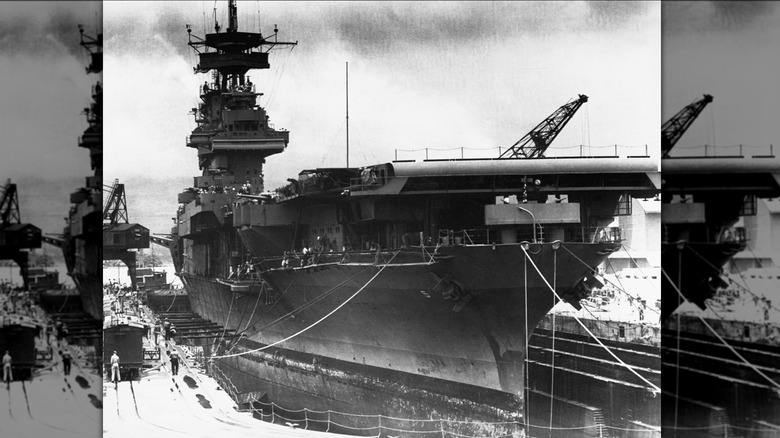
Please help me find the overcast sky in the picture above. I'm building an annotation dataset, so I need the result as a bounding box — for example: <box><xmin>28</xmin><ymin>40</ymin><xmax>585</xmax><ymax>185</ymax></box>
<box><xmin>104</xmin><ymin>1</ymin><xmax>660</xmax><ymax>234</ymax></box>
<box><xmin>0</xmin><ymin>2</ymin><xmax>100</xmax><ymax>234</ymax></box>
<box><xmin>663</xmin><ymin>1</ymin><xmax>780</xmax><ymax>157</ymax></box>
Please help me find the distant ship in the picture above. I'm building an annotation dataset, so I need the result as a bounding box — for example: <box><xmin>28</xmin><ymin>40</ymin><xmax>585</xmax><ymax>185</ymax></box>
<box><xmin>158</xmin><ymin>1</ymin><xmax>660</xmax><ymax>435</ymax></box>
<box><xmin>43</xmin><ymin>26</ymin><xmax>103</xmax><ymax>323</ymax></box>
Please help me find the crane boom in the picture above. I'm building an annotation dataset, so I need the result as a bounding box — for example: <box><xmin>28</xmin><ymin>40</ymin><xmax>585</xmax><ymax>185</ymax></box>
<box><xmin>661</xmin><ymin>94</ymin><xmax>713</xmax><ymax>158</ymax></box>
<box><xmin>499</xmin><ymin>94</ymin><xmax>588</xmax><ymax>159</ymax></box>
<box><xmin>0</xmin><ymin>180</ymin><xmax>21</xmax><ymax>225</ymax></box>
<box><xmin>103</xmin><ymin>179</ymin><xmax>129</xmax><ymax>226</ymax></box>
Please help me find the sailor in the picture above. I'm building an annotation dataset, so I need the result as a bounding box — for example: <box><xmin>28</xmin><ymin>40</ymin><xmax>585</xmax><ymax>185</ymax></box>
<box><xmin>110</xmin><ymin>351</ymin><xmax>120</xmax><ymax>385</ymax></box>
<box><xmin>163</xmin><ymin>319</ymin><xmax>171</xmax><ymax>341</ymax></box>
<box><xmin>169</xmin><ymin>350</ymin><xmax>180</xmax><ymax>376</ymax></box>
<box><xmin>62</xmin><ymin>350</ymin><xmax>72</xmax><ymax>376</ymax></box>
<box><xmin>203</xmin><ymin>81</ymin><xmax>209</xmax><ymax>94</ymax></box>
<box><xmin>2</xmin><ymin>350</ymin><xmax>11</xmax><ymax>386</ymax></box>
<box><xmin>45</xmin><ymin>322</ymin><xmax>53</xmax><ymax>346</ymax></box>
<box><xmin>61</xmin><ymin>324</ymin><xmax>70</xmax><ymax>346</ymax></box>
<box><xmin>55</xmin><ymin>318</ymin><xmax>63</xmax><ymax>342</ymax></box>
<box><xmin>153</xmin><ymin>321</ymin><xmax>161</xmax><ymax>345</ymax></box>
<box><xmin>301</xmin><ymin>247</ymin><xmax>310</xmax><ymax>267</ymax></box>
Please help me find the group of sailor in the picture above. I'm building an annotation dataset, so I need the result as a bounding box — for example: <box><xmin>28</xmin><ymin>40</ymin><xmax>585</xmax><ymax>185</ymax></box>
<box><xmin>202</xmin><ymin>80</ymin><xmax>254</xmax><ymax>95</ymax></box>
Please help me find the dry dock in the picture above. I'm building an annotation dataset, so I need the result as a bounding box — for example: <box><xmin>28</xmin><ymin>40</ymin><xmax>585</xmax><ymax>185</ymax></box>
<box><xmin>102</xmin><ymin>331</ymin><xmax>350</xmax><ymax>438</ymax></box>
<box><xmin>0</xmin><ymin>345</ymin><xmax>102</xmax><ymax>438</ymax></box>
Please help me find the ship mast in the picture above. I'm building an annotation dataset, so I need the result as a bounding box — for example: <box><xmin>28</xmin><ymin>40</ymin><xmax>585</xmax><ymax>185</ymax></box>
<box><xmin>185</xmin><ymin>0</ymin><xmax>297</xmax><ymax>186</ymax></box>
<box><xmin>346</xmin><ymin>62</ymin><xmax>349</xmax><ymax>167</ymax></box>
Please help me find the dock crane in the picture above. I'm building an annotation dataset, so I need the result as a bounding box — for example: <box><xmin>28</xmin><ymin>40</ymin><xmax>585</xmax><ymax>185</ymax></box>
<box><xmin>0</xmin><ymin>181</ymin><xmax>42</xmax><ymax>290</ymax></box>
<box><xmin>103</xmin><ymin>179</ymin><xmax>150</xmax><ymax>291</ymax></box>
<box><xmin>499</xmin><ymin>94</ymin><xmax>589</xmax><ymax>159</ymax></box>
<box><xmin>661</xmin><ymin>94</ymin><xmax>713</xmax><ymax>158</ymax></box>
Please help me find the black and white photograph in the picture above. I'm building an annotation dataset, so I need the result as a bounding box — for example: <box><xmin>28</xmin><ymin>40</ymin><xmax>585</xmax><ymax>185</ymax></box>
<box><xmin>0</xmin><ymin>2</ymin><xmax>103</xmax><ymax>438</ymax></box>
<box><xmin>661</xmin><ymin>1</ymin><xmax>780</xmax><ymax>437</ymax></box>
<box><xmin>103</xmin><ymin>1</ymin><xmax>660</xmax><ymax>437</ymax></box>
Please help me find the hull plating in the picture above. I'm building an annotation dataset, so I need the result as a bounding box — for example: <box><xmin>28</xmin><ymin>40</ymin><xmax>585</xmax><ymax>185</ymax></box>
<box><xmin>71</xmin><ymin>273</ymin><xmax>103</xmax><ymax>321</ymax></box>
<box><xmin>181</xmin><ymin>242</ymin><xmax>616</xmax><ymax>403</ymax></box>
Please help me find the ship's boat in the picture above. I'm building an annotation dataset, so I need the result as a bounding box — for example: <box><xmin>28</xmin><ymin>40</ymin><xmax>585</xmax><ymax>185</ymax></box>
<box><xmin>162</xmin><ymin>1</ymin><xmax>661</xmax><ymax>434</ymax></box>
<box><xmin>134</xmin><ymin>266</ymin><xmax>189</xmax><ymax>312</ymax></box>
<box><xmin>29</xmin><ymin>267</ymin><xmax>83</xmax><ymax>314</ymax></box>
<box><xmin>27</xmin><ymin>267</ymin><xmax>61</xmax><ymax>292</ymax></box>
<box><xmin>135</xmin><ymin>267</ymin><xmax>169</xmax><ymax>291</ymax></box>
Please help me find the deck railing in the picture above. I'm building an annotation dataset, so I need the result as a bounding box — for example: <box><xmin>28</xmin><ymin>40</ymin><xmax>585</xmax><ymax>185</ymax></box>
<box><xmin>393</xmin><ymin>144</ymin><xmax>650</xmax><ymax>162</ymax></box>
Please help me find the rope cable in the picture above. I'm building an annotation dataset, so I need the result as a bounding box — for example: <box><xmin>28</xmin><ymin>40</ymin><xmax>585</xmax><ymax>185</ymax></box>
<box><xmin>523</xmin><ymin>249</ymin><xmax>529</xmax><ymax>428</ymax></box>
<box><xmin>674</xmin><ymin>249</ymin><xmax>682</xmax><ymax>432</ymax></box>
<box><xmin>520</xmin><ymin>246</ymin><xmax>660</xmax><ymax>393</ymax></box>
<box><xmin>619</xmin><ymin>243</ymin><xmax>660</xmax><ymax>293</ymax></box>
<box><xmin>214</xmin><ymin>292</ymin><xmax>235</xmax><ymax>353</ymax></box>
<box><xmin>561</xmin><ymin>244</ymin><xmax>660</xmax><ymax>315</ymax></box>
<box><xmin>661</xmin><ymin>268</ymin><xmax>780</xmax><ymax>392</ymax></box>
<box><xmin>729</xmin><ymin>246</ymin><xmax>780</xmax><ymax>313</ymax></box>
<box><xmin>211</xmin><ymin>250</ymin><xmax>401</xmax><ymax>359</ymax></box>
<box><xmin>547</xmin><ymin>249</ymin><xmax>557</xmax><ymax>438</ymax></box>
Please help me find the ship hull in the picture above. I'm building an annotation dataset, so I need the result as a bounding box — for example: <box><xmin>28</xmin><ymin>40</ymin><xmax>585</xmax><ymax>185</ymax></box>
<box><xmin>660</xmin><ymin>241</ymin><xmax>744</xmax><ymax>321</ymax></box>
<box><xmin>145</xmin><ymin>289</ymin><xmax>190</xmax><ymax>313</ymax></box>
<box><xmin>178</xmin><ymin>241</ymin><xmax>617</xmax><ymax>428</ymax></box>
<box><xmin>71</xmin><ymin>272</ymin><xmax>103</xmax><ymax>321</ymax></box>
<box><xmin>212</xmin><ymin>342</ymin><xmax>524</xmax><ymax>437</ymax></box>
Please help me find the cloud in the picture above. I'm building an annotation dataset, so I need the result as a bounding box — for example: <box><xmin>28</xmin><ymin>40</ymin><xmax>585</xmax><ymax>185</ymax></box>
<box><xmin>663</xmin><ymin>1</ymin><xmax>780</xmax><ymax>36</ymax></box>
<box><xmin>0</xmin><ymin>2</ymin><xmax>101</xmax><ymax>59</ymax></box>
<box><xmin>586</xmin><ymin>1</ymin><xmax>651</xmax><ymax>28</ymax></box>
<box><xmin>0</xmin><ymin>2</ymin><xmax>97</xmax><ymax>229</ymax></box>
<box><xmin>710</xmin><ymin>1</ymin><xmax>778</xmax><ymax>29</ymax></box>
<box><xmin>106</xmin><ymin>1</ymin><xmax>654</xmax><ymax>59</ymax></box>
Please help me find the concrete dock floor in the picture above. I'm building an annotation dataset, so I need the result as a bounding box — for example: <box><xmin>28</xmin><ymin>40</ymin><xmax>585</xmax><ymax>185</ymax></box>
<box><xmin>102</xmin><ymin>337</ymin><xmax>348</xmax><ymax>438</ymax></box>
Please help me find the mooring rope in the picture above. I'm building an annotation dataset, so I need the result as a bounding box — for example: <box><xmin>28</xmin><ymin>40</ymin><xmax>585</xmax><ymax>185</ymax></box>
<box><xmin>56</xmin><ymin>286</ymin><xmax>70</xmax><ymax>313</ymax></box>
<box><xmin>211</xmin><ymin>250</ymin><xmax>401</xmax><ymax>359</ymax></box>
<box><xmin>163</xmin><ymin>287</ymin><xmax>178</xmax><ymax>313</ymax></box>
<box><xmin>547</xmin><ymin>249</ymin><xmax>557</xmax><ymax>438</ymax></box>
<box><xmin>214</xmin><ymin>292</ymin><xmax>235</xmax><ymax>354</ymax></box>
<box><xmin>687</xmin><ymin>243</ymin><xmax>780</xmax><ymax>314</ymax></box>
<box><xmin>561</xmin><ymin>243</ymin><xmax>660</xmax><ymax>316</ymax></box>
<box><xmin>661</xmin><ymin>268</ymin><xmax>780</xmax><ymax>393</ymax></box>
<box><xmin>520</xmin><ymin>246</ymin><xmax>660</xmax><ymax>394</ymax></box>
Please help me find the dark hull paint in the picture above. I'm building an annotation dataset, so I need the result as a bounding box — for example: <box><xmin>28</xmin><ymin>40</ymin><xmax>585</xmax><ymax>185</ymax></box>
<box><xmin>660</xmin><ymin>241</ymin><xmax>744</xmax><ymax>321</ymax></box>
<box><xmin>71</xmin><ymin>272</ymin><xmax>103</xmax><ymax>321</ymax></box>
<box><xmin>178</xmin><ymin>241</ymin><xmax>619</xmax><ymax>430</ymax></box>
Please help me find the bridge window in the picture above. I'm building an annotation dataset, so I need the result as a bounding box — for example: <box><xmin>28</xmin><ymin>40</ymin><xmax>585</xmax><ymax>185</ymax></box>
<box><xmin>739</xmin><ymin>195</ymin><xmax>757</xmax><ymax>216</ymax></box>
<box><xmin>614</xmin><ymin>194</ymin><xmax>632</xmax><ymax>216</ymax></box>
